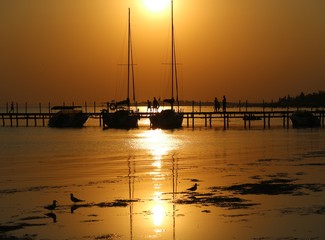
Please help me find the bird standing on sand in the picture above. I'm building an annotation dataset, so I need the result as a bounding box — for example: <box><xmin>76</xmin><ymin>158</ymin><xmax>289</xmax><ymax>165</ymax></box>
<box><xmin>44</xmin><ymin>200</ymin><xmax>57</xmax><ymax>211</ymax></box>
<box><xmin>70</xmin><ymin>193</ymin><xmax>85</xmax><ymax>204</ymax></box>
<box><xmin>187</xmin><ymin>183</ymin><xmax>198</xmax><ymax>191</ymax></box>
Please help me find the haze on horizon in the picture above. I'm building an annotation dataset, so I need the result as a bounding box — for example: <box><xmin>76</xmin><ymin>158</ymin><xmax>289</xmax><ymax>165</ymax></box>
<box><xmin>0</xmin><ymin>0</ymin><xmax>324</xmax><ymax>104</ymax></box>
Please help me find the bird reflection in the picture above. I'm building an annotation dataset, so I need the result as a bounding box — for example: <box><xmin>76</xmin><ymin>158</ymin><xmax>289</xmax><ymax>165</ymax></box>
<box><xmin>70</xmin><ymin>204</ymin><xmax>82</xmax><ymax>214</ymax></box>
<box><xmin>44</xmin><ymin>212</ymin><xmax>57</xmax><ymax>223</ymax></box>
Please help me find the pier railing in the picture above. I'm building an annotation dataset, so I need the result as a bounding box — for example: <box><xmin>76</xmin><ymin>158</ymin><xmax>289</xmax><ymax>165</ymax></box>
<box><xmin>0</xmin><ymin>102</ymin><xmax>324</xmax><ymax>128</ymax></box>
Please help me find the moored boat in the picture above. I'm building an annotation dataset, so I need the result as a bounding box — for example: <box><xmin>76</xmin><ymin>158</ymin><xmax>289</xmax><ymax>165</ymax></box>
<box><xmin>48</xmin><ymin>106</ymin><xmax>89</xmax><ymax>128</ymax></box>
<box><xmin>149</xmin><ymin>0</ymin><xmax>183</xmax><ymax>129</ymax></box>
<box><xmin>102</xmin><ymin>99</ymin><xmax>139</xmax><ymax>129</ymax></box>
<box><xmin>290</xmin><ymin>110</ymin><xmax>320</xmax><ymax>128</ymax></box>
<box><xmin>102</xmin><ymin>8</ymin><xmax>139</xmax><ymax>129</ymax></box>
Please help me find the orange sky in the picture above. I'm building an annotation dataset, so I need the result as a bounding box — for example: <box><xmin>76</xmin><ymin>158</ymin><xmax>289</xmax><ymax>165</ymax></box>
<box><xmin>0</xmin><ymin>0</ymin><xmax>324</xmax><ymax>104</ymax></box>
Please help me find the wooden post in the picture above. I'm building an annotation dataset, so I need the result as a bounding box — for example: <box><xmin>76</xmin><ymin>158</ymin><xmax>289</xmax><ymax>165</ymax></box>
<box><xmin>248</xmin><ymin>114</ymin><xmax>251</xmax><ymax>128</ymax></box>
<box><xmin>1</xmin><ymin>114</ymin><xmax>5</xmax><ymax>127</ymax></box>
<box><xmin>192</xmin><ymin>113</ymin><xmax>194</xmax><ymax>128</ymax></box>
<box><xmin>282</xmin><ymin>113</ymin><xmax>286</xmax><ymax>128</ymax></box>
<box><xmin>263</xmin><ymin>100</ymin><xmax>265</xmax><ymax>129</ymax></box>
<box><xmin>34</xmin><ymin>114</ymin><xmax>37</xmax><ymax>127</ymax></box>
<box><xmin>204</xmin><ymin>113</ymin><xmax>207</xmax><ymax>127</ymax></box>
<box><xmin>244</xmin><ymin>116</ymin><xmax>247</xmax><ymax>129</ymax></box>
<box><xmin>10</xmin><ymin>113</ymin><xmax>13</xmax><ymax>127</ymax></box>
<box><xmin>186</xmin><ymin>113</ymin><xmax>189</xmax><ymax>127</ymax></box>
<box><xmin>25</xmin><ymin>102</ymin><xmax>28</xmax><ymax>127</ymax></box>
<box><xmin>16</xmin><ymin>113</ymin><xmax>18</xmax><ymax>127</ymax></box>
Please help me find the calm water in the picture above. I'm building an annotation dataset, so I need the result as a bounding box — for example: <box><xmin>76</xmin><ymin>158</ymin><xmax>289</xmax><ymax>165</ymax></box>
<box><xmin>0</xmin><ymin>123</ymin><xmax>324</xmax><ymax>239</ymax></box>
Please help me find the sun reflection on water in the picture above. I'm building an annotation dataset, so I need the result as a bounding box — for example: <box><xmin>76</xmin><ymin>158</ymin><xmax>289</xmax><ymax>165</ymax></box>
<box><xmin>137</xmin><ymin>129</ymin><xmax>180</xmax><ymax>235</ymax></box>
<box><xmin>140</xmin><ymin>129</ymin><xmax>172</xmax><ymax>161</ymax></box>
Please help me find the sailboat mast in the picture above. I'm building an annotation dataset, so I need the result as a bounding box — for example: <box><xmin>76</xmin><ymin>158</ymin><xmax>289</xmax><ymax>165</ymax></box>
<box><xmin>171</xmin><ymin>0</ymin><xmax>175</xmax><ymax>108</ymax></box>
<box><xmin>127</xmin><ymin>8</ymin><xmax>131</xmax><ymax>101</ymax></box>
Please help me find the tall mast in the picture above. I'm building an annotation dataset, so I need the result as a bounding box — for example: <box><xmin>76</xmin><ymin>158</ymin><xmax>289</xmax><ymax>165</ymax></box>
<box><xmin>127</xmin><ymin>8</ymin><xmax>131</xmax><ymax>101</ymax></box>
<box><xmin>128</xmin><ymin>8</ymin><xmax>136</xmax><ymax>103</ymax></box>
<box><xmin>171</xmin><ymin>0</ymin><xmax>175</xmax><ymax>109</ymax></box>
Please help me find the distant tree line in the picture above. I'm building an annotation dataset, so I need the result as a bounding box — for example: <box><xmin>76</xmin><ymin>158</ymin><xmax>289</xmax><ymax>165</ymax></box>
<box><xmin>275</xmin><ymin>91</ymin><xmax>325</xmax><ymax>108</ymax></box>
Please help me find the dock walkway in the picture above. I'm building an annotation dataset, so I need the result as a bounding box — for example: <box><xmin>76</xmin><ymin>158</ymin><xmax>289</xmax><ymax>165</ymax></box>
<box><xmin>1</xmin><ymin>110</ymin><xmax>324</xmax><ymax>129</ymax></box>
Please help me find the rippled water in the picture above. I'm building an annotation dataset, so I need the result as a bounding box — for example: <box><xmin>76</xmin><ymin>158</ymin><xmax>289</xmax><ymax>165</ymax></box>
<box><xmin>0</xmin><ymin>126</ymin><xmax>324</xmax><ymax>240</ymax></box>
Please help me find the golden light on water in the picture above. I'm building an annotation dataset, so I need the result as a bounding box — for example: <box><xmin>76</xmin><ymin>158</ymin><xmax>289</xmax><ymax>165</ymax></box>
<box><xmin>140</xmin><ymin>129</ymin><xmax>172</xmax><ymax>161</ymax></box>
<box><xmin>152</xmin><ymin>192</ymin><xmax>165</xmax><ymax>227</ymax></box>
<box><xmin>136</xmin><ymin>129</ymin><xmax>181</xmax><ymax>235</ymax></box>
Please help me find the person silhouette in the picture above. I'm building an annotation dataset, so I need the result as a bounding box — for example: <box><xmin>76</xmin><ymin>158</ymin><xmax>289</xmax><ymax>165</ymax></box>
<box><xmin>214</xmin><ymin>97</ymin><xmax>220</xmax><ymax>112</ymax></box>
<box><xmin>222</xmin><ymin>96</ymin><xmax>227</xmax><ymax>112</ymax></box>
<box><xmin>153</xmin><ymin>97</ymin><xmax>159</xmax><ymax>112</ymax></box>
<box><xmin>9</xmin><ymin>102</ymin><xmax>14</xmax><ymax>113</ymax></box>
<box><xmin>147</xmin><ymin>100</ymin><xmax>151</xmax><ymax>112</ymax></box>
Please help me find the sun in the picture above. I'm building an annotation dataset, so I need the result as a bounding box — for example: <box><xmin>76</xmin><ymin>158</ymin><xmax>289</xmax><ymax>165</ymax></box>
<box><xmin>142</xmin><ymin>0</ymin><xmax>170</xmax><ymax>13</ymax></box>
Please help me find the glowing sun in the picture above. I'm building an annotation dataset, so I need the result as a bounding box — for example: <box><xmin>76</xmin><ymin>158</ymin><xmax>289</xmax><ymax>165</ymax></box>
<box><xmin>142</xmin><ymin>0</ymin><xmax>169</xmax><ymax>13</ymax></box>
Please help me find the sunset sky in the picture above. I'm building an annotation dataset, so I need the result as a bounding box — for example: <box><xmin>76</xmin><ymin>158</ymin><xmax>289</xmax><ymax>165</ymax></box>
<box><xmin>1</xmin><ymin>0</ymin><xmax>324</xmax><ymax>104</ymax></box>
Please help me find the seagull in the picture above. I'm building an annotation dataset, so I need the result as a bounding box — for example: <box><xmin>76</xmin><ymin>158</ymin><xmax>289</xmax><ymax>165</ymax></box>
<box><xmin>187</xmin><ymin>183</ymin><xmax>198</xmax><ymax>191</ymax></box>
<box><xmin>70</xmin><ymin>193</ymin><xmax>85</xmax><ymax>204</ymax></box>
<box><xmin>44</xmin><ymin>200</ymin><xmax>57</xmax><ymax>211</ymax></box>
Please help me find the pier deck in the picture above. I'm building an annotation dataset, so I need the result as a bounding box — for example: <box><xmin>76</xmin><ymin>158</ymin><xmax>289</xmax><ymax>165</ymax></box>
<box><xmin>1</xmin><ymin>110</ymin><xmax>324</xmax><ymax>129</ymax></box>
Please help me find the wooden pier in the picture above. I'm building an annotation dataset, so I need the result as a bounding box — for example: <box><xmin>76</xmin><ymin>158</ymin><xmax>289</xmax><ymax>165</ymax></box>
<box><xmin>1</xmin><ymin>110</ymin><xmax>324</xmax><ymax>129</ymax></box>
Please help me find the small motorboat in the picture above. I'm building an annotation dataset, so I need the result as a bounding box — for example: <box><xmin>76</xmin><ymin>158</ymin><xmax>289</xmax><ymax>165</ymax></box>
<box><xmin>48</xmin><ymin>106</ymin><xmax>89</xmax><ymax>128</ymax></box>
<box><xmin>290</xmin><ymin>110</ymin><xmax>320</xmax><ymax>128</ymax></box>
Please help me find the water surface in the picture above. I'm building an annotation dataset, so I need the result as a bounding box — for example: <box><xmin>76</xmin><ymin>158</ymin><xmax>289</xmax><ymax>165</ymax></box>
<box><xmin>0</xmin><ymin>126</ymin><xmax>324</xmax><ymax>239</ymax></box>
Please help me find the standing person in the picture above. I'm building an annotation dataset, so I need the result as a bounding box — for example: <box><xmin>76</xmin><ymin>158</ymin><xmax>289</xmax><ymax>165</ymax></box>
<box><xmin>9</xmin><ymin>101</ymin><xmax>14</xmax><ymax>113</ymax></box>
<box><xmin>214</xmin><ymin>97</ymin><xmax>220</xmax><ymax>112</ymax></box>
<box><xmin>147</xmin><ymin>100</ymin><xmax>151</xmax><ymax>112</ymax></box>
<box><xmin>222</xmin><ymin>96</ymin><xmax>227</xmax><ymax>112</ymax></box>
<box><xmin>153</xmin><ymin>97</ymin><xmax>159</xmax><ymax>112</ymax></box>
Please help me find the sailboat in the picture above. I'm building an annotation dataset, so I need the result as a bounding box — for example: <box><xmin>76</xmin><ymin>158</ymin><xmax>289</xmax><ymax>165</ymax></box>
<box><xmin>102</xmin><ymin>8</ymin><xmax>139</xmax><ymax>129</ymax></box>
<box><xmin>149</xmin><ymin>0</ymin><xmax>183</xmax><ymax>129</ymax></box>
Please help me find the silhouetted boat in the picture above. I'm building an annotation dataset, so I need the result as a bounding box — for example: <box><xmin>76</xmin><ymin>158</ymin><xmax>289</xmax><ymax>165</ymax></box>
<box><xmin>149</xmin><ymin>0</ymin><xmax>183</xmax><ymax>129</ymax></box>
<box><xmin>290</xmin><ymin>110</ymin><xmax>320</xmax><ymax>128</ymax></box>
<box><xmin>102</xmin><ymin>8</ymin><xmax>139</xmax><ymax>129</ymax></box>
<box><xmin>48</xmin><ymin>106</ymin><xmax>89</xmax><ymax>128</ymax></box>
